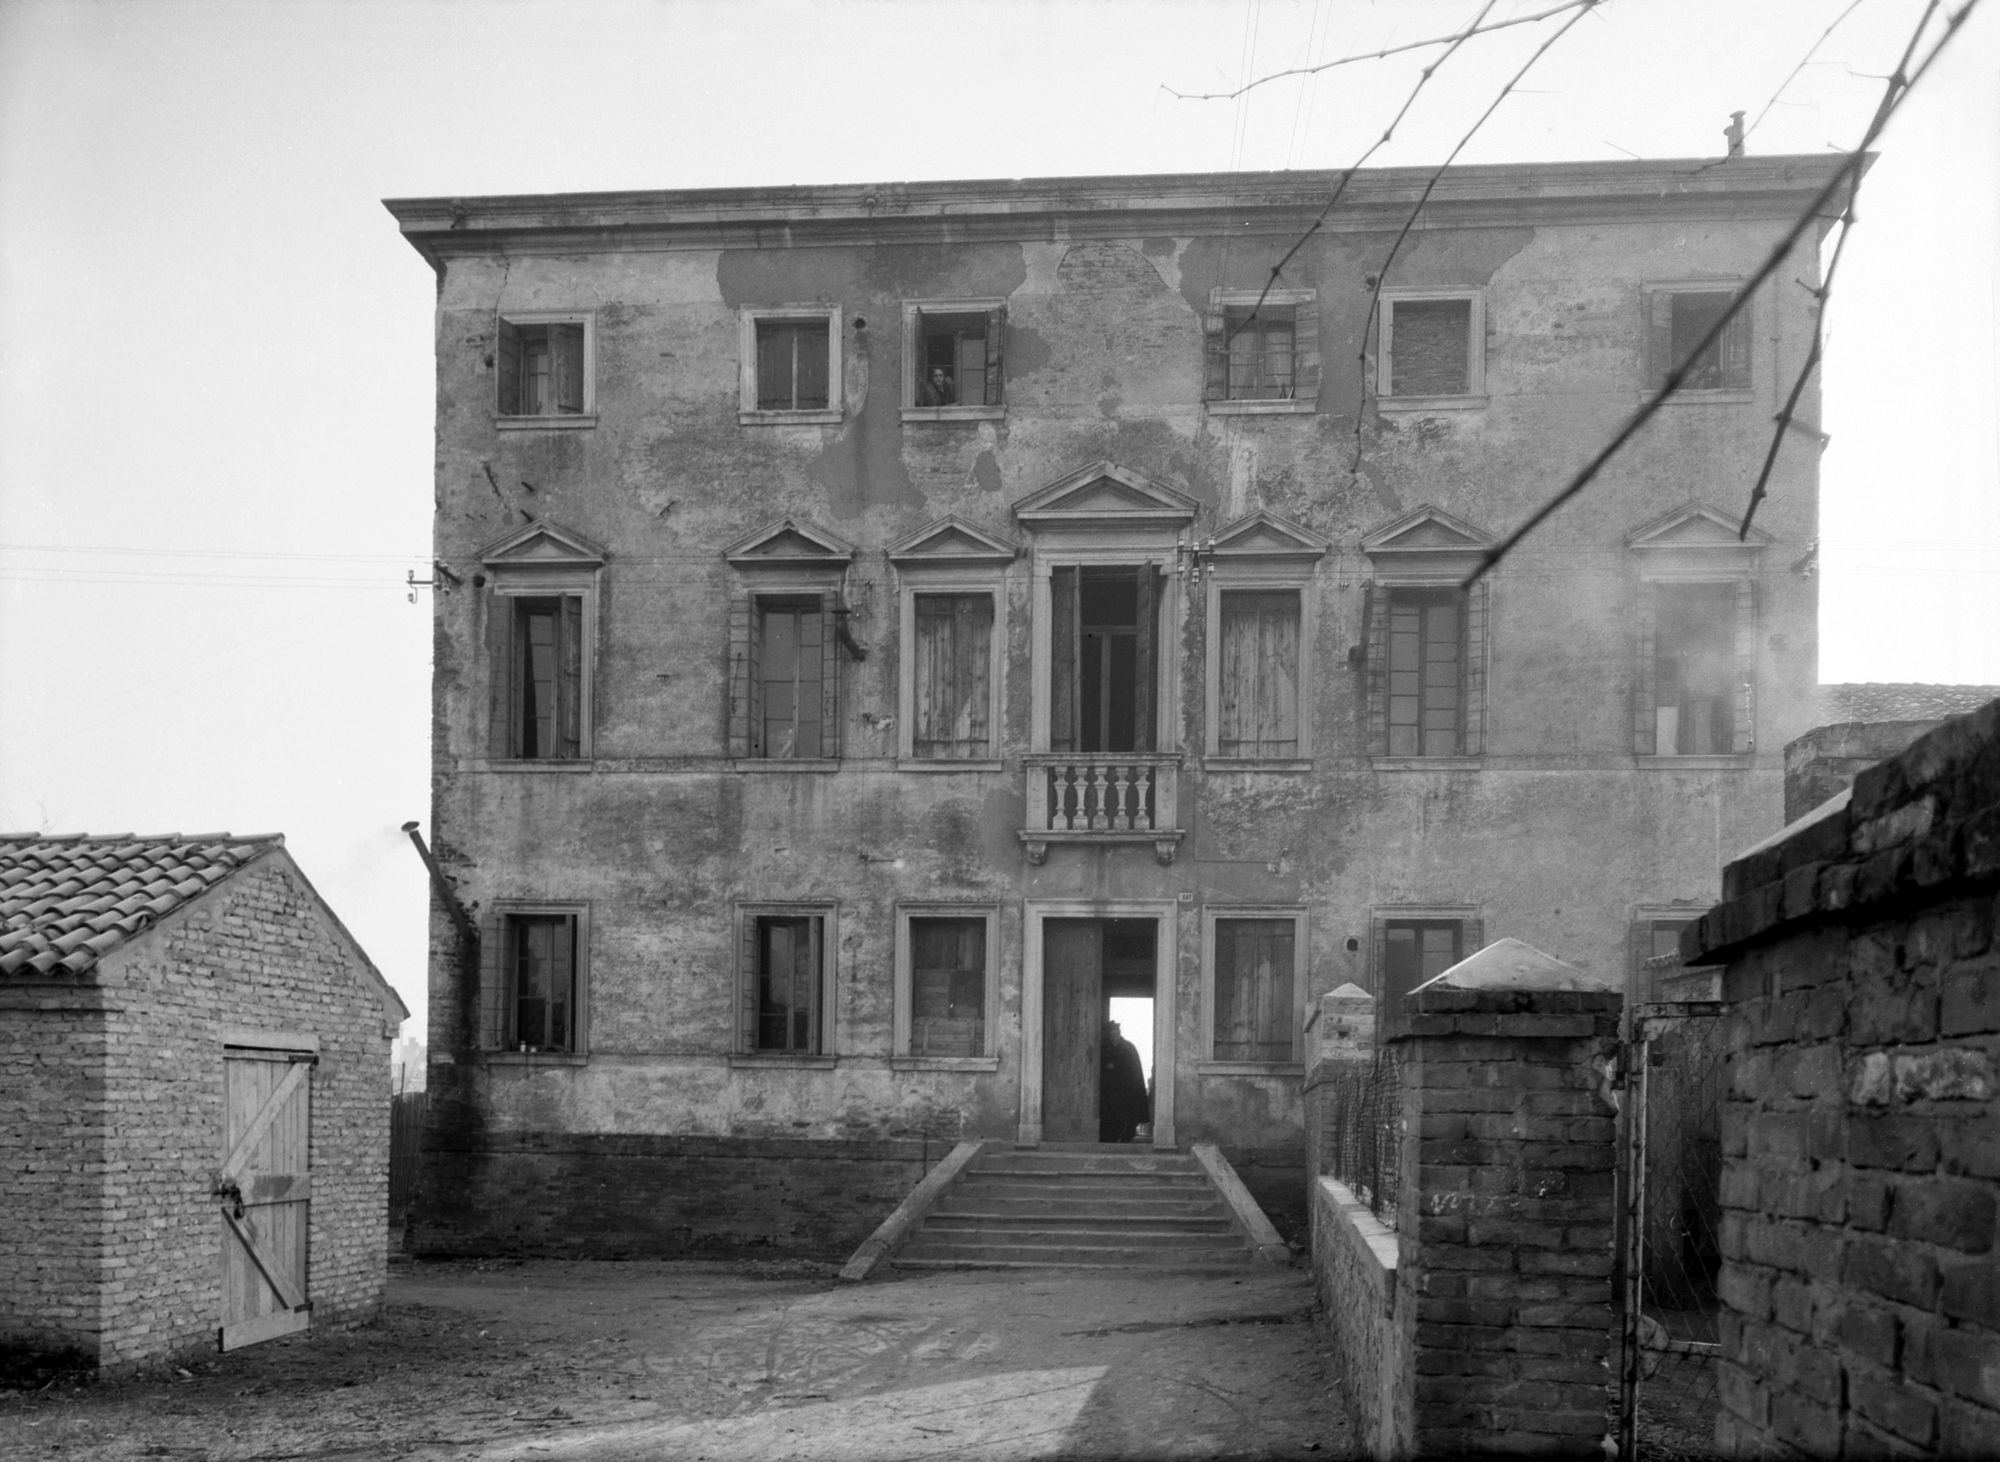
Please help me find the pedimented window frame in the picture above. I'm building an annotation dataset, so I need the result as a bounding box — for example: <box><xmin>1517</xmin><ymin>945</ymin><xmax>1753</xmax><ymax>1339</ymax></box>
<box><xmin>477</xmin><ymin>518</ymin><xmax>610</xmax><ymax>768</ymax></box>
<box><xmin>723</xmin><ymin>518</ymin><xmax>856</xmax><ymax>770</ymax></box>
<box><xmin>1626</xmin><ymin>502</ymin><xmax>1767</xmax><ymax>763</ymax></box>
<box><xmin>889</xmin><ymin>517</ymin><xmax>1017</xmax><ymax>770</ymax></box>
<box><xmin>1202</xmin><ymin>511</ymin><xmax>1328</xmax><ymax>766</ymax></box>
<box><xmin>1359</xmin><ymin>505</ymin><xmax>1493</xmax><ymax>765</ymax></box>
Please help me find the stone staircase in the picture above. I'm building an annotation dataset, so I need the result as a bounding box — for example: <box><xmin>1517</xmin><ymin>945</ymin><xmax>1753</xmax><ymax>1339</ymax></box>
<box><xmin>892</xmin><ymin>1144</ymin><xmax>1265</xmax><ymax>1270</ymax></box>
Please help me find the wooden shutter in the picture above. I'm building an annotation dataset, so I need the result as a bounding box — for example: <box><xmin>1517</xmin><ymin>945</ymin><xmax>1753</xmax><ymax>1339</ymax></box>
<box><xmin>984</xmin><ymin>306</ymin><xmax>1005</xmax><ymax>405</ymax></box>
<box><xmin>1646</xmin><ymin>291</ymin><xmax>1675</xmax><ymax>393</ymax></box>
<box><xmin>496</xmin><ymin>320</ymin><xmax>522</xmax><ymax>415</ymax></box>
<box><xmin>819</xmin><ymin>592</ymin><xmax>842</xmax><ymax>760</ymax></box>
<box><xmin>553</xmin><ymin>324</ymin><xmax>585</xmax><ymax>413</ymax></box>
<box><xmin>1219</xmin><ymin>591</ymin><xmax>1299</xmax><ymax>757</ymax></box>
<box><xmin>955</xmin><ymin>596</ymin><xmax>992</xmax><ymax>755</ymax></box>
<box><xmin>756</xmin><ymin>323</ymin><xmax>788</xmax><ymax>409</ymax></box>
<box><xmin>1217</xmin><ymin>595</ymin><xmax>1252</xmax><ymax>755</ymax></box>
<box><xmin>1133</xmin><ymin>566</ymin><xmax>1157</xmax><ymax>753</ymax></box>
<box><xmin>1720</xmin><ymin>300</ymin><xmax>1752</xmax><ymax>389</ymax></box>
<box><xmin>1463</xmin><ymin>581</ymin><xmax>1488</xmax><ymax>757</ymax></box>
<box><xmin>489</xmin><ymin>595</ymin><xmax>517</xmax><ymax>757</ymax></box>
<box><xmin>1202</xmin><ymin>312</ymin><xmax>1228</xmax><ymax>401</ymax></box>
<box><xmin>1733</xmin><ymin>578</ymin><xmax>1757</xmax><ymax>754</ymax></box>
<box><xmin>727</xmin><ymin>597</ymin><xmax>755</xmax><ymax>757</ymax></box>
<box><xmin>740</xmin><ymin>914</ymin><xmax>762</xmax><ymax>1051</ymax></box>
<box><xmin>1364</xmin><ymin>583</ymin><xmax>1390</xmax><ymax>757</ymax></box>
<box><xmin>1633</xmin><ymin>581</ymin><xmax>1659</xmax><ymax>755</ymax></box>
<box><xmin>797</xmin><ymin>323</ymin><xmax>831</xmax><ymax>410</ymax></box>
<box><xmin>556</xmin><ymin>595</ymin><xmax>583</xmax><ymax>758</ymax></box>
<box><xmin>1293</xmin><ymin>296</ymin><xmax>1321</xmax><ymax>404</ymax></box>
<box><xmin>1050</xmin><ymin>566</ymin><xmax>1079</xmax><ymax>753</ymax></box>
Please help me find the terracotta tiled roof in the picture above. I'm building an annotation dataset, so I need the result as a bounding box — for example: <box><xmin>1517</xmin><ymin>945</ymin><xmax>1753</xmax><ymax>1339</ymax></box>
<box><xmin>0</xmin><ymin>833</ymin><xmax>283</xmax><ymax>979</ymax></box>
<box><xmin>1817</xmin><ymin>683</ymin><xmax>2000</xmax><ymax>726</ymax></box>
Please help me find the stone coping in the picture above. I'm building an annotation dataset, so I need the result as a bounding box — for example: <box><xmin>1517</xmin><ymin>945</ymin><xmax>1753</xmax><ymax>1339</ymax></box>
<box><xmin>1687</xmin><ymin>696</ymin><xmax>2000</xmax><ymax>967</ymax></box>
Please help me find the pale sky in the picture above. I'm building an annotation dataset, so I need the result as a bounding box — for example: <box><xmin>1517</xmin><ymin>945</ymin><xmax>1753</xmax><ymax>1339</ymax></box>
<box><xmin>3</xmin><ymin>0</ymin><xmax>1995</xmax><ymax>1039</ymax></box>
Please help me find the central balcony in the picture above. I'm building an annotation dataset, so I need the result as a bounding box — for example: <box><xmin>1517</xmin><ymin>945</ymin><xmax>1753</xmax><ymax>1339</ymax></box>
<box><xmin>1020</xmin><ymin>753</ymin><xmax>1184</xmax><ymax>865</ymax></box>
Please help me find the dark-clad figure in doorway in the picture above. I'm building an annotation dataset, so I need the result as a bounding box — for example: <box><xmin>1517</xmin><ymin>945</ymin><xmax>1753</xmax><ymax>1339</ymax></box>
<box><xmin>1099</xmin><ymin>1019</ymin><xmax>1150</xmax><ymax>1143</ymax></box>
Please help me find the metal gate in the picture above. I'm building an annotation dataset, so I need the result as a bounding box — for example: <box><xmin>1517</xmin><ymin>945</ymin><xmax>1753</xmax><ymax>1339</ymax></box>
<box><xmin>1617</xmin><ymin>1000</ymin><xmax>1727</xmax><ymax>1460</ymax></box>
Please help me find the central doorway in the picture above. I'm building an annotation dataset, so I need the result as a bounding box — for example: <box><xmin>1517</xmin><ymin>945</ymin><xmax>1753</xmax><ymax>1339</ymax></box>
<box><xmin>1021</xmin><ymin>902</ymin><xmax>1177</xmax><ymax>1148</ymax></box>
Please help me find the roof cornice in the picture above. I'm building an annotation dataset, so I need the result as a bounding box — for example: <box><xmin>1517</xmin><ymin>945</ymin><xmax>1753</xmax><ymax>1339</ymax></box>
<box><xmin>385</xmin><ymin>156</ymin><xmax>1858</xmax><ymax>263</ymax></box>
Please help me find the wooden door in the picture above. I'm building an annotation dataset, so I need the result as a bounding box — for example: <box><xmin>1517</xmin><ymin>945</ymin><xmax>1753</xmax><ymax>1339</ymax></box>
<box><xmin>1041</xmin><ymin>920</ymin><xmax>1102</xmax><ymax>1142</ymax></box>
<box><xmin>218</xmin><ymin>1046</ymin><xmax>313</xmax><ymax>1351</ymax></box>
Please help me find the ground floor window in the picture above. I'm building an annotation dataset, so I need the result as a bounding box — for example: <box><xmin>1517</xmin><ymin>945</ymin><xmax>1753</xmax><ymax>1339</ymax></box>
<box><xmin>486</xmin><ymin>905</ymin><xmax>587</xmax><ymax>1055</ymax></box>
<box><xmin>1204</xmin><ymin>908</ymin><xmax>1304</xmax><ymax>1066</ymax></box>
<box><xmin>1374</xmin><ymin>907</ymin><xmax>1482</xmax><ymax>1010</ymax></box>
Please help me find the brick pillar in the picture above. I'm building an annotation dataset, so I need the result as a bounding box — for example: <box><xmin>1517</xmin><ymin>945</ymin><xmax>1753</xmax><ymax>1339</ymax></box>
<box><xmin>1388</xmin><ymin>939</ymin><xmax>1623</xmax><ymax>1458</ymax></box>
<box><xmin>1303</xmin><ymin>983</ymin><xmax>1376</xmax><ymax>1190</ymax></box>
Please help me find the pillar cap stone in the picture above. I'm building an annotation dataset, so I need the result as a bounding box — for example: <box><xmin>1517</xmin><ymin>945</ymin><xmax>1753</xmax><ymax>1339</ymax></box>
<box><xmin>1415</xmin><ymin>937</ymin><xmax>1613</xmax><ymax>994</ymax></box>
<box><xmin>1322</xmin><ymin>982</ymin><xmax>1372</xmax><ymax>1001</ymax></box>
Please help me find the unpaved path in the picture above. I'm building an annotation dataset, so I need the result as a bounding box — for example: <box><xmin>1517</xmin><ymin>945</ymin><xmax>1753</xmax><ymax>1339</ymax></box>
<box><xmin>3</xmin><ymin>1258</ymin><xmax>1354</xmax><ymax>1460</ymax></box>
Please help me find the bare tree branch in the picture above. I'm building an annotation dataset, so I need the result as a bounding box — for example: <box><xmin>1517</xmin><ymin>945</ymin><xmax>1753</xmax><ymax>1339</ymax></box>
<box><xmin>1466</xmin><ymin>0</ymin><xmax>1977</xmax><ymax>588</ymax></box>
<box><xmin>1744</xmin><ymin>0</ymin><xmax>1869</xmax><ymax>141</ymax></box>
<box><xmin>1164</xmin><ymin>0</ymin><xmax>1598</xmax><ymax>102</ymax></box>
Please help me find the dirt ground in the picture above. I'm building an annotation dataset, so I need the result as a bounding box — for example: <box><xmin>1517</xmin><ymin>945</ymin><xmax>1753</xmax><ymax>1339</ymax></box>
<box><xmin>2</xmin><ymin>1257</ymin><xmax>1354</xmax><ymax>1460</ymax></box>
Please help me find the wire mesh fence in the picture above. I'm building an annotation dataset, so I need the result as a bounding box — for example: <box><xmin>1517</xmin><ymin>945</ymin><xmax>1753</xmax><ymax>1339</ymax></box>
<box><xmin>1318</xmin><ymin>1043</ymin><xmax>1404</xmax><ymax>1225</ymax></box>
<box><xmin>389</xmin><ymin>1090</ymin><xmax>428</xmax><ymax>1234</ymax></box>
<box><xmin>1619</xmin><ymin>1003</ymin><xmax>1728</xmax><ymax>1461</ymax></box>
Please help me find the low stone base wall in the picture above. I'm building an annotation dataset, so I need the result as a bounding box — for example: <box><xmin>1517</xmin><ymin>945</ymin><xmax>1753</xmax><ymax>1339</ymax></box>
<box><xmin>411</xmin><ymin>1132</ymin><xmax>945</xmax><ymax>1259</ymax></box>
<box><xmin>1224</xmin><ymin>1145</ymin><xmax>1308</xmax><ymax>1245</ymax></box>
<box><xmin>1313</xmin><ymin>1176</ymin><xmax>1403</xmax><ymax>1456</ymax></box>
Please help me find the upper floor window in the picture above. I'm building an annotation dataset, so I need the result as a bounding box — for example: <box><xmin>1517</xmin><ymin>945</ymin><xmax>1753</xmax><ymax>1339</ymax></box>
<box><xmin>1359</xmin><ymin>506</ymin><xmax>1492</xmax><ymax>763</ymax></box>
<box><xmin>912</xmin><ymin>594</ymin><xmax>995</xmax><ymax>759</ymax></box>
<box><xmin>739</xmin><ymin>306</ymin><xmax>843</xmax><ymax>424</ymax></box>
<box><xmin>1645</xmin><ymin>286</ymin><xmax>1750</xmax><ymax>394</ymax></box>
<box><xmin>1626</xmin><ymin>502</ymin><xmax>1765</xmax><ymax>761</ymax></box>
<box><xmin>1386</xmin><ymin>589</ymin><xmax>1465</xmax><ymax>757</ymax></box>
<box><xmin>1651</xmin><ymin>582</ymin><xmax>1738</xmax><ymax>755</ymax></box>
<box><xmin>479</xmin><ymin>903</ymin><xmax>589</xmax><ymax>1057</ymax></box>
<box><xmin>753</xmin><ymin>597</ymin><xmax>837</xmax><ymax>759</ymax></box>
<box><xmin>1204</xmin><ymin>289</ymin><xmax>1319</xmax><ymax>414</ymax></box>
<box><xmin>903</xmin><ymin>302</ymin><xmax>1005</xmax><ymax>418</ymax></box>
<box><xmin>477</xmin><ymin>519</ymin><xmax>607</xmax><ymax>765</ymax></box>
<box><xmin>1202</xmin><ymin>511</ymin><xmax>1327</xmax><ymax>766</ymax></box>
<box><xmin>1051</xmin><ymin>565</ymin><xmax>1163</xmax><ymax>754</ymax></box>
<box><xmin>496</xmin><ymin>314</ymin><xmax>595</xmax><ymax>426</ymax></box>
<box><xmin>1373</xmin><ymin>907</ymin><xmax>1481</xmax><ymax>1010</ymax></box>
<box><xmin>1378</xmin><ymin>290</ymin><xmax>1485</xmax><ymax>405</ymax></box>
<box><xmin>724</xmin><ymin>518</ymin><xmax>856</xmax><ymax>767</ymax></box>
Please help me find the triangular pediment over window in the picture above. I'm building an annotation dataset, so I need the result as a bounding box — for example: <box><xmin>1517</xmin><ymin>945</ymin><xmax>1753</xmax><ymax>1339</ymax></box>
<box><xmin>1012</xmin><ymin>461</ymin><xmax>1199</xmax><ymax>531</ymax></box>
<box><xmin>477</xmin><ymin>518</ymin><xmax>609</xmax><ymax>569</ymax></box>
<box><xmin>1626</xmin><ymin>502</ymin><xmax>1770</xmax><ymax>554</ymax></box>
<box><xmin>1208</xmin><ymin>510</ymin><xmax>1329</xmax><ymax>564</ymax></box>
<box><xmin>887</xmin><ymin>516</ymin><xmax>1019</xmax><ymax>566</ymax></box>
<box><xmin>1361</xmin><ymin>505</ymin><xmax>1493</xmax><ymax>584</ymax></box>
<box><xmin>723</xmin><ymin>517</ymin><xmax>856</xmax><ymax>569</ymax></box>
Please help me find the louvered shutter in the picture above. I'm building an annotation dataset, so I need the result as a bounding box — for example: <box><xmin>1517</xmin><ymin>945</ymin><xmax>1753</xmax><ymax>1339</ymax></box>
<box><xmin>985</xmin><ymin>306</ymin><xmax>1005</xmax><ymax>405</ymax></box>
<box><xmin>496</xmin><ymin>321</ymin><xmax>522</xmax><ymax>416</ymax></box>
<box><xmin>556</xmin><ymin>594</ymin><xmax>583</xmax><ymax>758</ymax></box>
<box><xmin>740</xmin><ymin>914</ymin><xmax>761</xmax><ymax>1051</ymax></box>
<box><xmin>1293</xmin><ymin>296</ymin><xmax>1322</xmax><ymax>405</ymax></box>
<box><xmin>553</xmin><ymin>324</ymin><xmax>585</xmax><ymax>413</ymax></box>
<box><xmin>480</xmin><ymin>914</ymin><xmax>506</xmax><ymax>1049</ymax></box>
<box><xmin>727</xmin><ymin>598</ymin><xmax>755</xmax><ymax>757</ymax></box>
<box><xmin>819</xmin><ymin>592</ymin><xmax>842</xmax><ymax>759</ymax></box>
<box><xmin>1733</xmin><ymin>578</ymin><xmax>1757</xmax><ymax>754</ymax></box>
<box><xmin>1633</xmin><ymin>581</ymin><xmax>1659</xmax><ymax>755</ymax></box>
<box><xmin>1133</xmin><ymin>566</ymin><xmax>1157</xmax><ymax>753</ymax></box>
<box><xmin>1364</xmin><ymin>584</ymin><xmax>1390</xmax><ymax>757</ymax></box>
<box><xmin>756</xmin><ymin>324</ymin><xmax>788</xmax><ymax>409</ymax></box>
<box><xmin>797</xmin><ymin>324</ymin><xmax>831</xmax><ymax>410</ymax></box>
<box><xmin>1463</xmin><ymin>581</ymin><xmax>1488</xmax><ymax>757</ymax></box>
<box><xmin>1202</xmin><ymin>312</ymin><xmax>1228</xmax><ymax>401</ymax></box>
<box><xmin>1646</xmin><ymin>291</ymin><xmax>1675</xmax><ymax>393</ymax></box>
<box><xmin>957</xmin><ymin>595</ymin><xmax>991</xmax><ymax>755</ymax></box>
<box><xmin>489</xmin><ymin>595</ymin><xmax>517</xmax><ymax>757</ymax></box>
<box><xmin>1720</xmin><ymin>301</ymin><xmax>1752</xmax><ymax>389</ymax></box>
<box><xmin>1050</xmin><ymin>566</ymin><xmax>1078</xmax><ymax>753</ymax></box>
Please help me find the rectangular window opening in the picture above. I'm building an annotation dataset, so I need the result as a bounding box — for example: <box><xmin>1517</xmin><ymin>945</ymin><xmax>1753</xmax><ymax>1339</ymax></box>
<box><xmin>1223</xmin><ymin>305</ymin><xmax>1297</xmax><ymax>401</ymax></box>
<box><xmin>1386</xmin><ymin>589</ymin><xmax>1463</xmax><ymax>757</ymax></box>
<box><xmin>1387</xmin><ymin>297</ymin><xmax>1472</xmax><ymax>397</ymax></box>
<box><xmin>909</xmin><ymin>916</ymin><xmax>986</xmax><ymax>1056</ymax></box>
<box><xmin>1052</xmin><ymin>565</ymin><xmax>1160</xmax><ymax>755</ymax></box>
<box><xmin>1382</xmin><ymin>919</ymin><xmax>1463</xmax><ymax>1009</ymax></box>
<box><xmin>1213</xmin><ymin>917</ymin><xmax>1296</xmax><ymax>1062</ymax></box>
<box><xmin>756</xmin><ymin>915</ymin><xmax>824</xmax><ymax>1054</ymax></box>
<box><xmin>914</xmin><ymin>310</ymin><xmax>1000</xmax><ymax>407</ymax></box>
<box><xmin>498</xmin><ymin>320</ymin><xmax>587</xmax><ymax>417</ymax></box>
<box><xmin>1654</xmin><ymin>582</ymin><xmax>1737</xmax><ymax>755</ymax></box>
<box><xmin>505</xmin><ymin>913</ymin><xmax>577</xmax><ymax>1053</ymax></box>
<box><xmin>912</xmin><ymin>593</ymin><xmax>993</xmax><ymax>759</ymax></box>
<box><xmin>510</xmin><ymin>595</ymin><xmax>583</xmax><ymax>760</ymax></box>
<box><xmin>1650</xmin><ymin>288</ymin><xmax>1750</xmax><ymax>392</ymax></box>
<box><xmin>756</xmin><ymin>598</ymin><xmax>828</xmax><ymax>759</ymax></box>
<box><xmin>1217</xmin><ymin>589</ymin><xmax>1301</xmax><ymax>758</ymax></box>
<box><xmin>756</xmin><ymin>319</ymin><xmax>832</xmax><ymax>411</ymax></box>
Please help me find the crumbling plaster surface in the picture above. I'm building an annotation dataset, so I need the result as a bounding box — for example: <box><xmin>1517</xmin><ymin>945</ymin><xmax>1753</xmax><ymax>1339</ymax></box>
<box><xmin>426</xmin><ymin>197</ymin><xmax>1821</xmax><ymax>1161</ymax></box>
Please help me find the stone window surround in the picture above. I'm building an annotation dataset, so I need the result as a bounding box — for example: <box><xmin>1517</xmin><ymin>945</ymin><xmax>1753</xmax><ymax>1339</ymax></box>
<box><xmin>1641</xmin><ymin>279</ymin><xmax>1754</xmax><ymax>404</ymax></box>
<box><xmin>1632</xmin><ymin>568</ymin><xmax>1758</xmax><ymax>766</ymax></box>
<box><xmin>1203</xmin><ymin>560</ymin><xmax>1320</xmax><ymax>769</ymax></box>
<box><xmin>1199</xmin><ymin>904</ymin><xmax>1309</xmax><ymax>1074</ymax></box>
<box><xmin>731</xmin><ymin>901</ymin><xmax>840</xmax><ymax>1066</ymax></box>
<box><xmin>482</xmin><ymin>901</ymin><xmax>591</xmax><ymax>1065</ymax></box>
<box><xmin>483</xmin><ymin>564</ymin><xmax>602</xmax><ymax>769</ymax></box>
<box><xmin>1374</xmin><ymin>287</ymin><xmax>1487</xmax><ymax>411</ymax></box>
<box><xmin>894</xmin><ymin>571</ymin><xmax>1007</xmax><ymax>771</ymax></box>
<box><xmin>738</xmin><ymin>304</ymin><xmax>845</xmax><ymax>426</ymax></box>
<box><xmin>493</xmin><ymin>310</ymin><xmax>598</xmax><ymax>430</ymax></box>
<box><xmin>1204</xmin><ymin>286</ymin><xmax>1319</xmax><ymax>416</ymax></box>
<box><xmin>891</xmin><ymin>901</ymin><xmax>1002</xmax><ymax>1071</ymax></box>
<box><xmin>900</xmin><ymin>297</ymin><xmax>1007</xmax><ymax>423</ymax></box>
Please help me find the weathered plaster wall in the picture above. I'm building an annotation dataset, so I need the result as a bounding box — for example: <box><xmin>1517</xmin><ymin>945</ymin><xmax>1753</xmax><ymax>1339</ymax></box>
<box><xmin>415</xmin><ymin>179</ymin><xmax>1824</xmax><ymax>1253</ymax></box>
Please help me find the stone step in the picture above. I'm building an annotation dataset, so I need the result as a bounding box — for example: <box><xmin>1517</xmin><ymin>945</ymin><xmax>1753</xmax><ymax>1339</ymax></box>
<box><xmin>953</xmin><ymin>1177</ymin><xmax>1214</xmax><ymax>1198</ymax></box>
<box><xmin>924</xmin><ymin>1211</ymin><xmax>1237</xmax><ymax>1234</ymax></box>
<box><xmin>895</xmin><ymin>1240</ymin><xmax>1254</xmax><ymax>1269</ymax></box>
<box><xmin>931</xmin><ymin>1195</ymin><xmax>1228</xmax><ymax>1219</ymax></box>
<box><xmin>907</xmin><ymin>1222</ymin><xmax>1247</xmax><ymax>1248</ymax></box>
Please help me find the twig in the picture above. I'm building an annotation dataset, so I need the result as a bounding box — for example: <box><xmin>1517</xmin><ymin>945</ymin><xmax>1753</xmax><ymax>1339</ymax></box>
<box><xmin>1743</xmin><ymin>0</ymin><xmax>1869</xmax><ymax>141</ymax></box>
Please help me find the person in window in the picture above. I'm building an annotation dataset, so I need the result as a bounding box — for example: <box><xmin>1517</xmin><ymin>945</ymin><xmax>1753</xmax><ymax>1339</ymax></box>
<box><xmin>1099</xmin><ymin>1019</ymin><xmax>1150</xmax><ymax>1144</ymax></box>
<box><xmin>918</xmin><ymin>365</ymin><xmax>957</xmax><ymax>406</ymax></box>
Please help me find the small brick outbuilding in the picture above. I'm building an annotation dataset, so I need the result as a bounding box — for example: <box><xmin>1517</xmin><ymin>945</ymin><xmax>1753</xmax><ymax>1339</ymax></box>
<box><xmin>0</xmin><ymin>833</ymin><xmax>408</xmax><ymax>1369</ymax></box>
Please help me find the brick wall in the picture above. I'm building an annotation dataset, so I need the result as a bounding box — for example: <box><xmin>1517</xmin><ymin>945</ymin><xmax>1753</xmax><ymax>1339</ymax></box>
<box><xmin>412</xmin><ymin>1132</ymin><xmax>947</xmax><ymax>1259</ymax></box>
<box><xmin>1312</xmin><ymin>1175</ymin><xmax>1401</xmax><ymax>1458</ymax></box>
<box><xmin>0</xmin><ymin>854</ymin><xmax>398</xmax><ymax>1369</ymax></box>
<box><xmin>1688</xmin><ymin>696</ymin><xmax>2000</xmax><ymax>1455</ymax></box>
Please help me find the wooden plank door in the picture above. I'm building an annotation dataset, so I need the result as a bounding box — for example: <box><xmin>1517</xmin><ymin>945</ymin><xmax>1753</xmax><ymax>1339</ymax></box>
<box><xmin>1041</xmin><ymin>920</ymin><xmax>1103</xmax><ymax>1142</ymax></box>
<box><xmin>219</xmin><ymin>1046</ymin><xmax>313</xmax><ymax>1351</ymax></box>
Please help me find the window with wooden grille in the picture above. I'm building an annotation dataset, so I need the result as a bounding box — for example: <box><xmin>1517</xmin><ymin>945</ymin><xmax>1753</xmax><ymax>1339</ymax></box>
<box><xmin>1386</xmin><ymin>589</ymin><xmax>1463</xmax><ymax>757</ymax></box>
<box><xmin>1203</xmin><ymin>290</ymin><xmax>1320</xmax><ymax>410</ymax></box>
<box><xmin>501</xmin><ymin>911</ymin><xmax>581</xmax><ymax>1053</ymax></box>
<box><xmin>908</xmin><ymin>916</ymin><xmax>987</xmax><ymax>1057</ymax></box>
<box><xmin>911</xmin><ymin>593</ymin><xmax>993</xmax><ymax>759</ymax></box>
<box><xmin>1377</xmin><ymin>917</ymin><xmax>1473</xmax><ymax>1009</ymax></box>
<box><xmin>1215</xmin><ymin>590</ymin><xmax>1300</xmax><ymax>758</ymax></box>
<box><xmin>1379</xmin><ymin>292</ymin><xmax>1482</xmax><ymax>400</ymax></box>
<box><xmin>497</xmin><ymin>316</ymin><xmax>591</xmax><ymax>418</ymax></box>
<box><xmin>756</xmin><ymin>319</ymin><xmax>831</xmax><ymax>411</ymax></box>
<box><xmin>1223</xmin><ymin>306</ymin><xmax>1296</xmax><ymax>400</ymax></box>
<box><xmin>752</xmin><ymin>914</ymin><xmax>825</xmax><ymax>1055</ymax></box>
<box><xmin>1211</xmin><ymin>916</ymin><xmax>1298</xmax><ymax>1063</ymax></box>
<box><xmin>754</xmin><ymin>597</ymin><xmax>836</xmax><ymax>759</ymax></box>
<box><xmin>908</xmin><ymin>306</ymin><xmax>1004</xmax><ymax>408</ymax></box>
<box><xmin>497</xmin><ymin>595</ymin><xmax>584</xmax><ymax>760</ymax></box>
<box><xmin>1646</xmin><ymin>287</ymin><xmax>1750</xmax><ymax>392</ymax></box>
